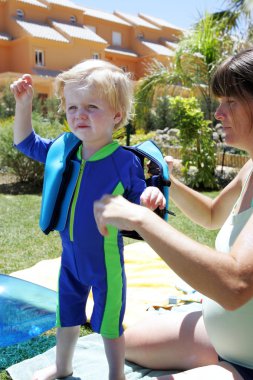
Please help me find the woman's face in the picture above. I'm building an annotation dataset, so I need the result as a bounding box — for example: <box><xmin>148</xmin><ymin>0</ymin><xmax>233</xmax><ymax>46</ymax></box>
<box><xmin>214</xmin><ymin>96</ymin><xmax>253</xmax><ymax>151</ymax></box>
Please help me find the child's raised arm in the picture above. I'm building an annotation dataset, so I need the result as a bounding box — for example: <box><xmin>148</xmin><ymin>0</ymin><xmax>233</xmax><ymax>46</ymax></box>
<box><xmin>10</xmin><ymin>74</ymin><xmax>34</xmax><ymax>144</ymax></box>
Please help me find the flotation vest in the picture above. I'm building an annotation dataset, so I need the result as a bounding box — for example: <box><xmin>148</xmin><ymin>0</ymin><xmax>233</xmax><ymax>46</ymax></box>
<box><xmin>39</xmin><ymin>133</ymin><xmax>171</xmax><ymax>238</ymax></box>
<box><xmin>121</xmin><ymin>140</ymin><xmax>171</xmax><ymax>239</ymax></box>
<box><xmin>39</xmin><ymin>132</ymin><xmax>81</xmax><ymax>235</ymax></box>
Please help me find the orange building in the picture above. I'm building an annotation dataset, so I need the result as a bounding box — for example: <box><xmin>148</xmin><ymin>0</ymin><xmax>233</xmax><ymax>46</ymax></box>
<box><xmin>0</xmin><ymin>0</ymin><xmax>185</xmax><ymax>97</ymax></box>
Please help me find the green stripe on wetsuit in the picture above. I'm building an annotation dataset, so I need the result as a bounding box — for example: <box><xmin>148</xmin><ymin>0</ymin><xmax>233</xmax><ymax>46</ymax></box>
<box><xmin>69</xmin><ymin>141</ymin><xmax>120</xmax><ymax>242</ymax></box>
<box><xmin>100</xmin><ymin>182</ymin><xmax>125</xmax><ymax>338</ymax></box>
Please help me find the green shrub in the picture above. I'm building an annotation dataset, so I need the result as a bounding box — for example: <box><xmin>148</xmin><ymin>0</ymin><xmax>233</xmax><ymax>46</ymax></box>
<box><xmin>0</xmin><ymin>86</ymin><xmax>16</xmax><ymax>118</ymax></box>
<box><xmin>134</xmin><ymin>95</ymin><xmax>173</xmax><ymax>133</ymax></box>
<box><xmin>33</xmin><ymin>94</ymin><xmax>65</xmax><ymax>124</ymax></box>
<box><xmin>0</xmin><ymin>114</ymin><xmax>65</xmax><ymax>183</ymax></box>
<box><xmin>0</xmin><ymin>83</ymin><xmax>65</xmax><ymax>122</ymax></box>
<box><xmin>152</xmin><ymin>95</ymin><xmax>172</xmax><ymax>131</ymax></box>
<box><xmin>169</xmin><ymin>96</ymin><xmax>217</xmax><ymax>189</ymax></box>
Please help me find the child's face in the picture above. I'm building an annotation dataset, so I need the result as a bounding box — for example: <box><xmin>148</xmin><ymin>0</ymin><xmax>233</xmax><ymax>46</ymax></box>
<box><xmin>64</xmin><ymin>83</ymin><xmax>122</xmax><ymax>149</ymax></box>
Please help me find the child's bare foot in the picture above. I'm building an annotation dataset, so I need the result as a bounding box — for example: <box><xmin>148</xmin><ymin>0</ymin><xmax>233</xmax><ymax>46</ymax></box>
<box><xmin>32</xmin><ymin>364</ymin><xmax>73</xmax><ymax>380</ymax></box>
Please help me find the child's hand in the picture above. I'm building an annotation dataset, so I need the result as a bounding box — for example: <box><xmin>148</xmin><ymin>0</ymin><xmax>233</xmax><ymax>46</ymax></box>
<box><xmin>140</xmin><ymin>187</ymin><xmax>166</xmax><ymax>211</ymax></box>
<box><xmin>10</xmin><ymin>74</ymin><xmax>33</xmax><ymax>106</ymax></box>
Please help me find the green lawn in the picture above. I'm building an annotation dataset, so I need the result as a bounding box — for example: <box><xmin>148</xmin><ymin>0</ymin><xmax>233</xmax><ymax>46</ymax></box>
<box><xmin>0</xmin><ymin>194</ymin><xmax>61</xmax><ymax>275</ymax></box>
<box><xmin>0</xmin><ymin>191</ymin><xmax>218</xmax><ymax>379</ymax></box>
<box><xmin>168</xmin><ymin>191</ymin><xmax>218</xmax><ymax>247</ymax></box>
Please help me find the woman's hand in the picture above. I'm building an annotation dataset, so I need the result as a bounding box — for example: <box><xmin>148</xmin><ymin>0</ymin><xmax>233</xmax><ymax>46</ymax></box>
<box><xmin>94</xmin><ymin>195</ymin><xmax>144</xmax><ymax>236</ymax></box>
<box><xmin>164</xmin><ymin>155</ymin><xmax>174</xmax><ymax>175</ymax></box>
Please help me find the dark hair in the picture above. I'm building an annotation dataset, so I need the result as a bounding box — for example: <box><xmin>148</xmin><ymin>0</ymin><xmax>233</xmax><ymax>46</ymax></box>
<box><xmin>211</xmin><ymin>48</ymin><xmax>253</xmax><ymax>100</ymax></box>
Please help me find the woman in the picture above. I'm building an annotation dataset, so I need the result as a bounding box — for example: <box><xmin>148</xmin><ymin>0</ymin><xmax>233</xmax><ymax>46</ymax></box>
<box><xmin>94</xmin><ymin>48</ymin><xmax>253</xmax><ymax>379</ymax></box>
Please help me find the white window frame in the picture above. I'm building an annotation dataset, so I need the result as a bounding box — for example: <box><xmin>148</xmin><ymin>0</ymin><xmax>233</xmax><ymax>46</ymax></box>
<box><xmin>121</xmin><ymin>66</ymin><xmax>128</xmax><ymax>72</ymax></box>
<box><xmin>70</xmin><ymin>15</ymin><xmax>76</xmax><ymax>24</ymax></box>
<box><xmin>112</xmin><ymin>31</ymin><xmax>122</xmax><ymax>46</ymax></box>
<box><xmin>92</xmin><ymin>52</ymin><xmax>100</xmax><ymax>60</ymax></box>
<box><xmin>35</xmin><ymin>50</ymin><xmax>45</xmax><ymax>67</ymax></box>
<box><xmin>16</xmin><ymin>9</ymin><xmax>24</xmax><ymax>19</ymax></box>
<box><xmin>137</xmin><ymin>32</ymin><xmax>144</xmax><ymax>39</ymax></box>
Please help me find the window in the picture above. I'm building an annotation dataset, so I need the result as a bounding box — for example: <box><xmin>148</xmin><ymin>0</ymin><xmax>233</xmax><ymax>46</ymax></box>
<box><xmin>70</xmin><ymin>16</ymin><xmax>76</xmax><ymax>24</ymax></box>
<box><xmin>92</xmin><ymin>53</ymin><xmax>100</xmax><ymax>60</ymax></box>
<box><xmin>87</xmin><ymin>25</ymin><xmax>96</xmax><ymax>33</ymax></box>
<box><xmin>38</xmin><ymin>93</ymin><xmax>47</xmax><ymax>101</ymax></box>
<box><xmin>35</xmin><ymin>50</ymin><xmax>44</xmax><ymax>66</ymax></box>
<box><xmin>16</xmin><ymin>9</ymin><xmax>24</xmax><ymax>19</ymax></box>
<box><xmin>137</xmin><ymin>32</ymin><xmax>144</xmax><ymax>39</ymax></box>
<box><xmin>112</xmin><ymin>31</ymin><xmax>122</xmax><ymax>46</ymax></box>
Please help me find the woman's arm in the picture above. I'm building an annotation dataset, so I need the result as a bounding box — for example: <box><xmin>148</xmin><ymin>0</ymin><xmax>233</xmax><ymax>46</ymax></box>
<box><xmin>94</xmin><ymin>194</ymin><xmax>253</xmax><ymax>310</ymax></box>
<box><xmin>167</xmin><ymin>157</ymin><xmax>250</xmax><ymax>229</ymax></box>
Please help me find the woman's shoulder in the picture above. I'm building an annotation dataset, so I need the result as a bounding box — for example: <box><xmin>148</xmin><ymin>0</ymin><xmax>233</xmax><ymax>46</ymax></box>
<box><xmin>237</xmin><ymin>159</ymin><xmax>253</xmax><ymax>185</ymax></box>
<box><xmin>218</xmin><ymin>159</ymin><xmax>252</xmax><ymax>205</ymax></box>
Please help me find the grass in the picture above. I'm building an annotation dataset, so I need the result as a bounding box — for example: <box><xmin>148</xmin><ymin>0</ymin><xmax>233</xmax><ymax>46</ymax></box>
<box><xmin>0</xmin><ymin>194</ymin><xmax>61</xmax><ymax>275</ymax></box>
<box><xmin>0</xmin><ymin>326</ymin><xmax>93</xmax><ymax>380</ymax></box>
<box><xmin>0</xmin><ymin>191</ymin><xmax>218</xmax><ymax>379</ymax></box>
<box><xmin>168</xmin><ymin>191</ymin><xmax>219</xmax><ymax>247</ymax></box>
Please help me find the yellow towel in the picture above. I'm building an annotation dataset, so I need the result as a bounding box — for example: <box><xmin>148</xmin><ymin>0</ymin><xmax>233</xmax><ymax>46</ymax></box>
<box><xmin>11</xmin><ymin>242</ymin><xmax>183</xmax><ymax>327</ymax></box>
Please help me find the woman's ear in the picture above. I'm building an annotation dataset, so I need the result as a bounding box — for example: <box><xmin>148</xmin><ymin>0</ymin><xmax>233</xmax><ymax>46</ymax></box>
<box><xmin>114</xmin><ymin>111</ymin><xmax>122</xmax><ymax>125</ymax></box>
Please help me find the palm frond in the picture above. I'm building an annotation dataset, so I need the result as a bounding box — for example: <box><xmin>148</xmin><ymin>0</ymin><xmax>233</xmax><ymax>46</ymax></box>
<box><xmin>133</xmin><ymin>60</ymin><xmax>186</xmax><ymax>130</ymax></box>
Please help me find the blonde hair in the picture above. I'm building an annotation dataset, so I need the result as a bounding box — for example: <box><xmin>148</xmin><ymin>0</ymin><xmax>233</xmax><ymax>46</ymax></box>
<box><xmin>55</xmin><ymin>59</ymin><xmax>133</xmax><ymax>128</ymax></box>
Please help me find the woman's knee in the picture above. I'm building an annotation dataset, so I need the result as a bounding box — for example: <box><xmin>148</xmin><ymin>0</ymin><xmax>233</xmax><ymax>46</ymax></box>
<box><xmin>125</xmin><ymin>311</ymin><xmax>217</xmax><ymax>369</ymax></box>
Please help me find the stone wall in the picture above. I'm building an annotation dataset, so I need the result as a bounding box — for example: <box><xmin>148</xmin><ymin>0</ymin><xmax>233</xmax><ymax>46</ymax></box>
<box><xmin>153</xmin><ymin>128</ymin><xmax>249</xmax><ymax>169</ymax></box>
<box><xmin>162</xmin><ymin>146</ymin><xmax>249</xmax><ymax>168</ymax></box>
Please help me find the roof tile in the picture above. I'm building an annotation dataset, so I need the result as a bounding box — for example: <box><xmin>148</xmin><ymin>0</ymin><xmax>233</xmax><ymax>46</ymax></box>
<box><xmin>44</xmin><ymin>0</ymin><xmax>83</xmax><ymax>10</ymax></box>
<box><xmin>52</xmin><ymin>21</ymin><xmax>107</xmax><ymax>43</ymax></box>
<box><xmin>114</xmin><ymin>11</ymin><xmax>160</xmax><ymax>30</ymax></box>
<box><xmin>163</xmin><ymin>40</ymin><xmax>179</xmax><ymax>50</ymax></box>
<box><xmin>16</xmin><ymin>20</ymin><xmax>69</xmax><ymax>42</ymax></box>
<box><xmin>83</xmin><ymin>7</ymin><xmax>130</xmax><ymax>26</ymax></box>
<box><xmin>17</xmin><ymin>0</ymin><xmax>48</xmax><ymax>8</ymax></box>
<box><xmin>141</xmin><ymin>40</ymin><xmax>175</xmax><ymax>56</ymax></box>
<box><xmin>105</xmin><ymin>46</ymin><xmax>138</xmax><ymax>58</ymax></box>
<box><xmin>139</xmin><ymin>13</ymin><xmax>185</xmax><ymax>31</ymax></box>
<box><xmin>0</xmin><ymin>33</ymin><xmax>11</xmax><ymax>41</ymax></box>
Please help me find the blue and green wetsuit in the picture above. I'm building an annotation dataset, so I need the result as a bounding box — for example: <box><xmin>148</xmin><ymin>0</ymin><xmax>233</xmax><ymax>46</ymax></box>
<box><xmin>16</xmin><ymin>131</ymin><xmax>146</xmax><ymax>339</ymax></box>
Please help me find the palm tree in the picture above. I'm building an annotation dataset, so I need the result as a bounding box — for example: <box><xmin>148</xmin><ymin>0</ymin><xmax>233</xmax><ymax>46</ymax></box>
<box><xmin>212</xmin><ymin>0</ymin><xmax>253</xmax><ymax>42</ymax></box>
<box><xmin>134</xmin><ymin>0</ymin><xmax>253</xmax><ymax>130</ymax></box>
<box><xmin>220</xmin><ymin>0</ymin><xmax>252</xmax><ymax>21</ymax></box>
<box><xmin>134</xmin><ymin>60</ymin><xmax>184</xmax><ymax>130</ymax></box>
<box><xmin>134</xmin><ymin>13</ymin><xmax>234</xmax><ymax>129</ymax></box>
